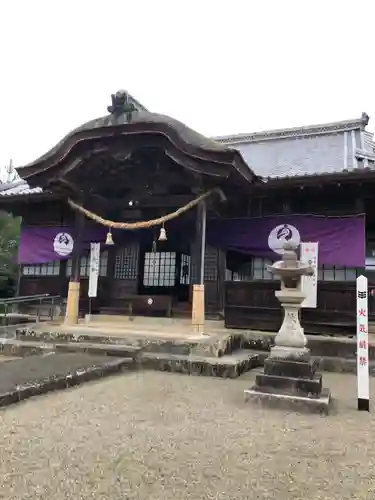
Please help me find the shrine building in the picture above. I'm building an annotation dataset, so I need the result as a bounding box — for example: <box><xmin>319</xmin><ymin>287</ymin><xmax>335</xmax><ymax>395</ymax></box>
<box><xmin>0</xmin><ymin>90</ymin><xmax>374</xmax><ymax>335</ymax></box>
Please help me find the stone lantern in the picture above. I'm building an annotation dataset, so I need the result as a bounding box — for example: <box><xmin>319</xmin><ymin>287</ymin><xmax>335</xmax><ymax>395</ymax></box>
<box><xmin>245</xmin><ymin>242</ymin><xmax>331</xmax><ymax>413</ymax></box>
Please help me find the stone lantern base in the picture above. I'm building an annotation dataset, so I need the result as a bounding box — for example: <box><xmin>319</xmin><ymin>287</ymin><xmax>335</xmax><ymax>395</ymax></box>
<box><xmin>245</xmin><ymin>242</ymin><xmax>332</xmax><ymax>413</ymax></box>
<box><xmin>244</xmin><ymin>356</ymin><xmax>331</xmax><ymax>414</ymax></box>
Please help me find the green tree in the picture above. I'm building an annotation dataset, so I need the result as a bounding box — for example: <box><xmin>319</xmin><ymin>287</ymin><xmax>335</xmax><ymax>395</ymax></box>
<box><xmin>0</xmin><ymin>211</ymin><xmax>21</xmax><ymax>295</ymax></box>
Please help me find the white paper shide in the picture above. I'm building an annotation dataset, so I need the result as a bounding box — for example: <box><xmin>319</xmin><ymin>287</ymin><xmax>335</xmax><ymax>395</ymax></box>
<box><xmin>356</xmin><ymin>275</ymin><xmax>370</xmax><ymax>402</ymax></box>
<box><xmin>88</xmin><ymin>243</ymin><xmax>100</xmax><ymax>298</ymax></box>
<box><xmin>300</xmin><ymin>242</ymin><xmax>318</xmax><ymax>308</ymax></box>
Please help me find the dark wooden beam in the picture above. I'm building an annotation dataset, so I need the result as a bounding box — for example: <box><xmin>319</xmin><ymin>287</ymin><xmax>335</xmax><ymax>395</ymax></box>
<box><xmin>70</xmin><ymin>165</ymin><xmax>200</xmax><ymax>193</ymax></box>
<box><xmin>84</xmin><ymin>185</ymin><xmax>225</xmax><ymax>210</ymax></box>
<box><xmin>191</xmin><ymin>203</ymin><xmax>205</xmax><ymax>285</ymax></box>
<box><xmin>87</xmin><ymin>194</ymin><xmax>196</xmax><ymax>209</ymax></box>
<box><xmin>355</xmin><ymin>197</ymin><xmax>365</xmax><ymax>213</ymax></box>
<box><xmin>71</xmin><ymin>211</ymin><xmax>85</xmax><ymax>283</ymax></box>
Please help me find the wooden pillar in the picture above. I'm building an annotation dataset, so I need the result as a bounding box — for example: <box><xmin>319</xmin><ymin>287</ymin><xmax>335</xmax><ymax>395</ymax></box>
<box><xmin>65</xmin><ymin>212</ymin><xmax>85</xmax><ymax>325</ymax></box>
<box><xmin>355</xmin><ymin>197</ymin><xmax>365</xmax><ymax>214</ymax></box>
<box><xmin>192</xmin><ymin>201</ymin><xmax>207</xmax><ymax>334</ymax></box>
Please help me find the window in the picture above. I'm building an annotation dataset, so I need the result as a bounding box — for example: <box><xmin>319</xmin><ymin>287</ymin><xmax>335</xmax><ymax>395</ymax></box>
<box><xmin>225</xmin><ymin>262</ymin><xmax>253</xmax><ymax>282</ymax></box>
<box><xmin>143</xmin><ymin>252</ymin><xmax>176</xmax><ymax>287</ymax></box>
<box><xmin>204</xmin><ymin>247</ymin><xmax>218</xmax><ymax>281</ymax></box>
<box><xmin>180</xmin><ymin>254</ymin><xmax>190</xmax><ymax>285</ymax></box>
<box><xmin>99</xmin><ymin>251</ymin><xmax>108</xmax><ymax>277</ymax></box>
<box><xmin>365</xmin><ymin>257</ymin><xmax>375</xmax><ymax>271</ymax></box>
<box><xmin>66</xmin><ymin>251</ymin><xmax>108</xmax><ymax>278</ymax></box>
<box><xmin>318</xmin><ymin>265</ymin><xmax>358</xmax><ymax>282</ymax></box>
<box><xmin>232</xmin><ymin>265</ymin><xmax>253</xmax><ymax>281</ymax></box>
<box><xmin>248</xmin><ymin>259</ymin><xmax>360</xmax><ymax>282</ymax></box>
<box><xmin>252</xmin><ymin>257</ymin><xmax>274</xmax><ymax>280</ymax></box>
<box><xmin>249</xmin><ymin>260</ymin><xmax>359</xmax><ymax>282</ymax></box>
<box><xmin>114</xmin><ymin>244</ymin><xmax>138</xmax><ymax>279</ymax></box>
<box><xmin>22</xmin><ymin>261</ymin><xmax>60</xmax><ymax>276</ymax></box>
<box><xmin>224</xmin><ymin>252</ymin><xmax>361</xmax><ymax>283</ymax></box>
<box><xmin>226</xmin><ymin>258</ymin><xmax>274</xmax><ymax>281</ymax></box>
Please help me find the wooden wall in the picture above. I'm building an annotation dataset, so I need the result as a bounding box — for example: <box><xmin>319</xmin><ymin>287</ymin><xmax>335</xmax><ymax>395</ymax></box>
<box><xmin>222</xmin><ymin>180</ymin><xmax>373</xmax><ymax>335</ymax></box>
<box><xmin>224</xmin><ymin>280</ymin><xmax>370</xmax><ymax>336</ymax></box>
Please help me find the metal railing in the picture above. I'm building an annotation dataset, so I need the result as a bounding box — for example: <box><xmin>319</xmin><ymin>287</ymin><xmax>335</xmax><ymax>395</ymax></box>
<box><xmin>0</xmin><ymin>294</ymin><xmax>62</xmax><ymax>326</ymax></box>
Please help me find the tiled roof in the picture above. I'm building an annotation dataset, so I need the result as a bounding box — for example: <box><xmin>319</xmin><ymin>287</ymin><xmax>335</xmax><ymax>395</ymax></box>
<box><xmin>0</xmin><ymin>180</ymin><xmax>43</xmax><ymax>197</ymax></box>
<box><xmin>364</xmin><ymin>131</ymin><xmax>375</xmax><ymax>153</ymax></box>
<box><xmin>214</xmin><ymin>114</ymin><xmax>375</xmax><ymax>179</ymax></box>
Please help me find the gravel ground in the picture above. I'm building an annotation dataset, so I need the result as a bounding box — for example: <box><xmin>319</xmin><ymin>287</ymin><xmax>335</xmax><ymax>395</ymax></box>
<box><xmin>0</xmin><ymin>370</ymin><xmax>374</xmax><ymax>500</ymax></box>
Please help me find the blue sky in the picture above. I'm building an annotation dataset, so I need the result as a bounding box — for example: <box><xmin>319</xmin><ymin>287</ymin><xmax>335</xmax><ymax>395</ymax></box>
<box><xmin>0</xmin><ymin>0</ymin><xmax>374</xmax><ymax>169</ymax></box>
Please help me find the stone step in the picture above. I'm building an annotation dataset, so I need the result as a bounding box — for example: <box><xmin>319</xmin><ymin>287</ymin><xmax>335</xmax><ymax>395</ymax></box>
<box><xmin>82</xmin><ymin>315</ymin><xmax>224</xmax><ymax>328</ymax></box>
<box><xmin>255</xmin><ymin>373</ymin><xmax>323</xmax><ymax>397</ymax></box>
<box><xmin>140</xmin><ymin>349</ymin><xmax>259</xmax><ymax>378</ymax></box>
<box><xmin>15</xmin><ymin>327</ymin><xmax>208</xmax><ymax>343</ymax></box>
<box><xmin>0</xmin><ymin>339</ymin><xmax>141</xmax><ymax>359</ymax></box>
<box><xmin>263</xmin><ymin>357</ymin><xmax>319</xmax><ymax>378</ymax></box>
<box><xmin>14</xmin><ymin>328</ymin><xmax>240</xmax><ymax>358</ymax></box>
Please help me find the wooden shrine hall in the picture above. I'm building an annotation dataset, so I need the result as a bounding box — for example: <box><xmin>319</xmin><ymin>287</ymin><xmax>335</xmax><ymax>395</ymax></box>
<box><xmin>1</xmin><ymin>90</ymin><xmax>257</xmax><ymax>331</ymax></box>
<box><xmin>1</xmin><ymin>90</ymin><xmax>375</xmax><ymax>335</ymax></box>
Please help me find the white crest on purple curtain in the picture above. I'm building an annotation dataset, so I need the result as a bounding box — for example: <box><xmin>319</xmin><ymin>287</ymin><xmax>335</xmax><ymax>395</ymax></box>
<box><xmin>53</xmin><ymin>232</ymin><xmax>74</xmax><ymax>256</ymax></box>
<box><xmin>268</xmin><ymin>224</ymin><xmax>300</xmax><ymax>255</ymax></box>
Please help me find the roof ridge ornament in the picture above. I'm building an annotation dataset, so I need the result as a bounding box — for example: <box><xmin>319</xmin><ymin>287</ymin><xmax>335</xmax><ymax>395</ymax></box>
<box><xmin>107</xmin><ymin>90</ymin><xmax>136</xmax><ymax>121</ymax></box>
<box><xmin>361</xmin><ymin>112</ymin><xmax>370</xmax><ymax>127</ymax></box>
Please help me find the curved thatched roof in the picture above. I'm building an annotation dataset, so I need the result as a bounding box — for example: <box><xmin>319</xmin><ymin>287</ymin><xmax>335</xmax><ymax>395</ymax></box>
<box><xmin>21</xmin><ymin>110</ymin><xmax>231</xmax><ymax>169</ymax></box>
<box><xmin>18</xmin><ymin>91</ymin><xmax>257</xmax><ymax>190</ymax></box>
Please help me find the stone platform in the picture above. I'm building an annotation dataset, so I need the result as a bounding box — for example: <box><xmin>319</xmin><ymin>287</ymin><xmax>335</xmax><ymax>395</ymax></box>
<box><xmin>0</xmin><ymin>318</ymin><xmax>261</xmax><ymax>383</ymax></box>
<box><xmin>7</xmin><ymin>320</ymin><xmax>374</xmax><ymax>372</ymax></box>
<box><xmin>13</xmin><ymin>319</ymin><xmax>241</xmax><ymax>357</ymax></box>
<box><xmin>0</xmin><ymin>318</ymin><xmax>262</xmax><ymax>406</ymax></box>
<box><xmin>0</xmin><ymin>316</ymin><xmax>374</xmax><ymax>379</ymax></box>
<box><xmin>245</xmin><ymin>356</ymin><xmax>332</xmax><ymax>414</ymax></box>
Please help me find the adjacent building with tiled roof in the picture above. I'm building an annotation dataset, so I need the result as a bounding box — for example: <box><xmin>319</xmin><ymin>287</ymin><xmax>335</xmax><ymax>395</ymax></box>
<box><xmin>214</xmin><ymin>113</ymin><xmax>375</xmax><ymax>180</ymax></box>
<box><xmin>0</xmin><ymin>179</ymin><xmax>43</xmax><ymax>197</ymax></box>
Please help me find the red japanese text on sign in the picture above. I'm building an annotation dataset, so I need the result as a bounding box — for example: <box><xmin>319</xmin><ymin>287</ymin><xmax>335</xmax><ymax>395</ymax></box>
<box><xmin>359</xmin><ymin>324</ymin><xmax>367</xmax><ymax>334</ymax></box>
<box><xmin>359</xmin><ymin>340</ymin><xmax>367</xmax><ymax>349</ymax></box>
<box><xmin>358</xmin><ymin>308</ymin><xmax>367</xmax><ymax>317</ymax></box>
<box><xmin>359</xmin><ymin>356</ymin><xmax>368</xmax><ymax>366</ymax></box>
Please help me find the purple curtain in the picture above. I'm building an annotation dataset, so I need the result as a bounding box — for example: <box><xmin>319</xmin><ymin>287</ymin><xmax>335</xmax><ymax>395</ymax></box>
<box><xmin>207</xmin><ymin>214</ymin><xmax>365</xmax><ymax>267</ymax></box>
<box><xmin>18</xmin><ymin>214</ymin><xmax>366</xmax><ymax>267</ymax></box>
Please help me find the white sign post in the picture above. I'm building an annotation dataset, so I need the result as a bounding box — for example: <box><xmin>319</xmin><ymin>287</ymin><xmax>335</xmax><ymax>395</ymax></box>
<box><xmin>88</xmin><ymin>243</ymin><xmax>100</xmax><ymax>299</ymax></box>
<box><xmin>300</xmin><ymin>242</ymin><xmax>318</xmax><ymax>308</ymax></box>
<box><xmin>356</xmin><ymin>275</ymin><xmax>370</xmax><ymax>412</ymax></box>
